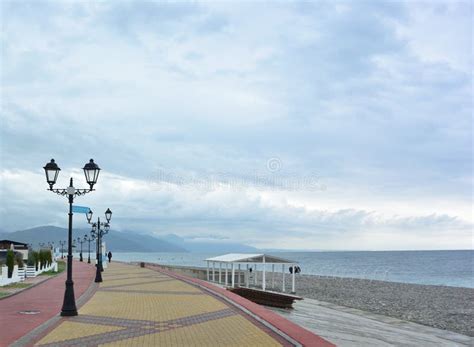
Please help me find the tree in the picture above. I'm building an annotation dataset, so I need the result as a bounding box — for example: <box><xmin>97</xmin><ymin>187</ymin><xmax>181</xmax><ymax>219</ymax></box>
<box><xmin>6</xmin><ymin>250</ymin><xmax>14</xmax><ymax>278</ymax></box>
<box><xmin>39</xmin><ymin>250</ymin><xmax>43</xmax><ymax>269</ymax></box>
<box><xmin>33</xmin><ymin>251</ymin><xmax>39</xmax><ymax>271</ymax></box>
<box><xmin>14</xmin><ymin>252</ymin><xmax>24</xmax><ymax>268</ymax></box>
<box><xmin>39</xmin><ymin>250</ymin><xmax>45</xmax><ymax>269</ymax></box>
<box><xmin>47</xmin><ymin>250</ymin><xmax>52</xmax><ymax>266</ymax></box>
<box><xmin>27</xmin><ymin>251</ymin><xmax>35</xmax><ymax>266</ymax></box>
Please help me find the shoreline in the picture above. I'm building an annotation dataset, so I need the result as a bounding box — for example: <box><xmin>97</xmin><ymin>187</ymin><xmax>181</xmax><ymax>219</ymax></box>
<box><xmin>146</xmin><ymin>263</ymin><xmax>474</xmax><ymax>337</ymax></box>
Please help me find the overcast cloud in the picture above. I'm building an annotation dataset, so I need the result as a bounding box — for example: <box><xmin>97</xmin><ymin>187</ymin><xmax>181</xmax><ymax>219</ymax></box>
<box><xmin>0</xmin><ymin>1</ymin><xmax>472</xmax><ymax>250</ymax></box>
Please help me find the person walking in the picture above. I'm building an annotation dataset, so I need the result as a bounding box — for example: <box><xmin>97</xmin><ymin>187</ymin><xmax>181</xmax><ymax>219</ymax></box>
<box><xmin>107</xmin><ymin>251</ymin><xmax>112</xmax><ymax>263</ymax></box>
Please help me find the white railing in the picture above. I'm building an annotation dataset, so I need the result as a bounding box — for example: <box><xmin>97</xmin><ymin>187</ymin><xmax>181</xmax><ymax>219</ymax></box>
<box><xmin>0</xmin><ymin>261</ymin><xmax>58</xmax><ymax>286</ymax></box>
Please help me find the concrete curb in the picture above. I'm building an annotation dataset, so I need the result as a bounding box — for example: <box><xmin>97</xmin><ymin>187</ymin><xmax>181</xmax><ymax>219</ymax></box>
<box><xmin>0</xmin><ymin>261</ymin><xmax>67</xmax><ymax>301</ymax></box>
<box><xmin>0</xmin><ymin>276</ymin><xmax>53</xmax><ymax>301</ymax></box>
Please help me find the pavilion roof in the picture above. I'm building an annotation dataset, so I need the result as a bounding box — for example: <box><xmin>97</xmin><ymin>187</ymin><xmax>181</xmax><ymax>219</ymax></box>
<box><xmin>205</xmin><ymin>253</ymin><xmax>297</xmax><ymax>264</ymax></box>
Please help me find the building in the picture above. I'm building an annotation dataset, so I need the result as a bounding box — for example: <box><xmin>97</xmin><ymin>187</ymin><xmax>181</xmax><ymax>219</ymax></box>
<box><xmin>0</xmin><ymin>240</ymin><xmax>29</xmax><ymax>259</ymax></box>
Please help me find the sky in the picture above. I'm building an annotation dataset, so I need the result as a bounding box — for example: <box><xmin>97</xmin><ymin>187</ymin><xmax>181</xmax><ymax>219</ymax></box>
<box><xmin>0</xmin><ymin>1</ymin><xmax>472</xmax><ymax>250</ymax></box>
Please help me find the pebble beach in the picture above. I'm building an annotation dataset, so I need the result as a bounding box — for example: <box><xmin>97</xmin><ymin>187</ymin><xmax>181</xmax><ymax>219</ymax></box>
<box><xmin>263</xmin><ymin>274</ymin><xmax>474</xmax><ymax>337</ymax></box>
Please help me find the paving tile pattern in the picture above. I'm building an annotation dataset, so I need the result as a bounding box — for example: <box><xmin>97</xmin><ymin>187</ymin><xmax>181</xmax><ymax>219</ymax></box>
<box><xmin>0</xmin><ymin>260</ymin><xmax>96</xmax><ymax>347</ymax></box>
<box><xmin>100</xmin><ymin>288</ymin><xmax>205</xmax><ymax>295</ymax></box>
<box><xmin>35</xmin><ymin>263</ymin><xmax>294</xmax><ymax>346</ymax></box>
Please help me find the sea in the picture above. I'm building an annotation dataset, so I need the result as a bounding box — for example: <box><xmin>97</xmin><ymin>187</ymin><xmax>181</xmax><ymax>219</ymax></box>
<box><xmin>111</xmin><ymin>250</ymin><xmax>474</xmax><ymax>288</ymax></box>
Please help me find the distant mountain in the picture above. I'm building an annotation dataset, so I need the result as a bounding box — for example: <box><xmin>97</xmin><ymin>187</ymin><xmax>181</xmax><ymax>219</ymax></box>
<box><xmin>160</xmin><ymin>234</ymin><xmax>259</xmax><ymax>253</ymax></box>
<box><xmin>0</xmin><ymin>226</ymin><xmax>186</xmax><ymax>252</ymax></box>
<box><xmin>0</xmin><ymin>226</ymin><xmax>258</xmax><ymax>253</ymax></box>
<box><xmin>112</xmin><ymin>230</ymin><xmax>188</xmax><ymax>252</ymax></box>
<box><xmin>0</xmin><ymin>226</ymin><xmax>68</xmax><ymax>247</ymax></box>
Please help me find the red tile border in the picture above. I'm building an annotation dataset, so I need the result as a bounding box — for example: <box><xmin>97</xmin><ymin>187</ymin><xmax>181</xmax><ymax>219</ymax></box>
<box><xmin>146</xmin><ymin>264</ymin><xmax>335</xmax><ymax>347</ymax></box>
<box><xmin>0</xmin><ymin>260</ymin><xmax>96</xmax><ymax>347</ymax></box>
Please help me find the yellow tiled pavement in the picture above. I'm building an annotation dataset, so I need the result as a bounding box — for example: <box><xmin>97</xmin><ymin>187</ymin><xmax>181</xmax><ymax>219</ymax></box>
<box><xmin>79</xmin><ymin>291</ymin><xmax>229</xmax><ymax>321</ymax></box>
<box><xmin>36</xmin><ymin>263</ymin><xmax>285</xmax><ymax>346</ymax></box>
<box><xmin>104</xmin><ymin>280</ymin><xmax>203</xmax><ymax>292</ymax></box>
<box><xmin>103</xmin><ymin>316</ymin><xmax>280</xmax><ymax>347</ymax></box>
<box><xmin>38</xmin><ymin>321</ymin><xmax>123</xmax><ymax>344</ymax></box>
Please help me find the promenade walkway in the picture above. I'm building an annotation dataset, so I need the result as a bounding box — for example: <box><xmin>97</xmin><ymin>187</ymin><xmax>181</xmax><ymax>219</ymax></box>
<box><xmin>0</xmin><ymin>260</ymin><xmax>96</xmax><ymax>347</ymax></box>
<box><xmin>29</xmin><ymin>262</ymin><xmax>332</xmax><ymax>346</ymax></box>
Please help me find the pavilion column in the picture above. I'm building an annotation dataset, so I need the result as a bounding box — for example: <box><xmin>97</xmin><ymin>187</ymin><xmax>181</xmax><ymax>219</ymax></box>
<box><xmin>246</xmin><ymin>264</ymin><xmax>249</xmax><ymax>288</ymax></box>
<box><xmin>225</xmin><ymin>263</ymin><xmax>228</xmax><ymax>286</ymax></box>
<box><xmin>206</xmin><ymin>261</ymin><xmax>210</xmax><ymax>281</ymax></box>
<box><xmin>262</xmin><ymin>256</ymin><xmax>266</xmax><ymax>291</ymax></box>
<box><xmin>272</xmin><ymin>264</ymin><xmax>275</xmax><ymax>288</ymax></box>
<box><xmin>219</xmin><ymin>262</ymin><xmax>222</xmax><ymax>284</ymax></box>
<box><xmin>212</xmin><ymin>262</ymin><xmax>215</xmax><ymax>282</ymax></box>
<box><xmin>282</xmin><ymin>264</ymin><xmax>286</xmax><ymax>292</ymax></box>
<box><xmin>292</xmin><ymin>264</ymin><xmax>296</xmax><ymax>293</ymax></box>
<box><xmin>238</xmin><ymin>264</ymin><xmax>241</xmax><ymax>286</ymax></box>
<box><xmin>231</xmin><ymin>263</ymin><xmax>235</xmax><ymax>288</ymax></box>
<box><xmin>254</xmin><ymin>264</ymin><xmax>257</xmax><ymax>286</ymax></box>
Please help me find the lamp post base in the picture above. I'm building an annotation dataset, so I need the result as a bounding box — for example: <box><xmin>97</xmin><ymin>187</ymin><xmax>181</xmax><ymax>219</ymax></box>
<box><xmin>61</xmin><ymin>309</ymin><xmax>78</xmax><ymax>317</ymax></box>
<box><xmin>94</xmin><ymin>267</ymin><xmax>102</xmax><ymax>283</ymax></box>
<box><xmin>60</xmin><ymin>280</ymin><xmax>78</xmax><ymax>316</ymax></box>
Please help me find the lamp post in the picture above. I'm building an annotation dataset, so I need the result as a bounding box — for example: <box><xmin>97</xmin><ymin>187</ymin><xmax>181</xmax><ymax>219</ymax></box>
<box><xmin>86</xmin><ymin>208</ymin><xmax>112</xmax><ymax>283</ymax></box>
<box><xmin>85</xmin><ymin>234</ymin><xmax>94</xmax><ymax>264</ymax></box>
<box><xmin>43</xmin><ymin>158</ymin><xmax>100</xmax><ymax>317</ymax></box>
<box><xmin>48</xmin><ymin>242</ymin><xmax>54</xmax><ymax>258</ymax></box>
<box><xmin>76</xmin><ymin>237</ymin><xmax>85</xmax><ymax>262</ymax></box>
<box><xmin>72</xmin><ymin>239</ymin><xmax>76</xmax><ymax>257</ymax></box>
<box><xmin>59</xmin><ymin>240</ymin><xmax>66</xmax><ymax>259</ymax></box>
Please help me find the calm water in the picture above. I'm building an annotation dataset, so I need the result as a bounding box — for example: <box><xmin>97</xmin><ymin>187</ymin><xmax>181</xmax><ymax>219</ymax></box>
<box><xmin>112</xmin><ymin>250</ymin><xmax>474</xmax><ymax>288</ymax></box>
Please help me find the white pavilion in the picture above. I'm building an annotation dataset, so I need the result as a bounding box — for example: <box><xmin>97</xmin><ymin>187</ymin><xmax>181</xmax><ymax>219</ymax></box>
<box><xmin>205</xmin><ymin>253</ymin><xmax>299</xmax><ymax>293</ymax></box>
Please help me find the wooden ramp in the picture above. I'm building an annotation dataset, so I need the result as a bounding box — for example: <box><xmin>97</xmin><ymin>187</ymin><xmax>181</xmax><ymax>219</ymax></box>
<box><xmin>270</xmin><ymin>297</ymin><xmax>474</xmax><ymax>346</ymax></box>
<box><xmin>229</xmin><ymin>287</ymin><xmax>303</xmax><ymax>309</ymax></box>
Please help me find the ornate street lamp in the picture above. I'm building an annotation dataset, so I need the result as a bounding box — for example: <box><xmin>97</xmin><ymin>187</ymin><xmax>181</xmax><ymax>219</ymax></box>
<box><xmin>83</xmin><ymin>159</ymin><xmax>101</xmax><ymax>190</ymax></box>
<box><xmin>59</xmin><ymin>240</ymin><xmax>66</xmax><ymax>259</ymax></box>
<box><xmin>76</xmin><ymin>237</ymin><xmax>85</xmax><ymax>262</ymax></box>
<box><xmin>43</xmin><ymin>159</ymin><xmax>60</xmax><ymax>190</ymax></box>
<box><xmin>86</xmin><ymin>209</ymin><xmax>93</xmax><ymax>223</ymax></box>
<box><xmin>87</xmin><ymin>209</ymin><xmax>112</xmax><ymax>283</ymax></box>
<box><xmin>105</xmin><ymin>208</ymin><xmax>112</xmax><ymax>223</ymax></box>
<box><xmin>43</xmin><ymin>158</ymin><xmax>100</xmax><ymax>317</ymax></box>
<box><xmin>85</xmin><ymin>234</ymin><xmax>94</xmax><ymax>264</ymax></box>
